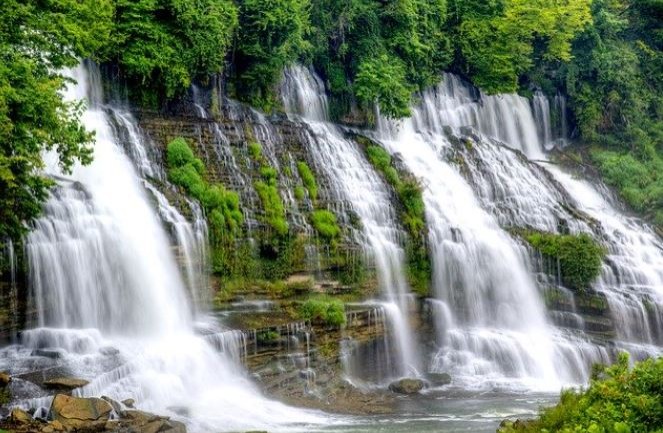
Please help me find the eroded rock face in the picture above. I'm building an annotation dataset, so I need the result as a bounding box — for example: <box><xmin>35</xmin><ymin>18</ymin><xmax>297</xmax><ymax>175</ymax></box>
<box><xmin>388</xmin><ymin>378</ymin><xmax>424</xmax><ymax>394</ymax></box>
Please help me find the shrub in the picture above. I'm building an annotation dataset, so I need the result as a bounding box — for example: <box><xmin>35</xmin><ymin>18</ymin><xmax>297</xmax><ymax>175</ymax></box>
<box><xmin>499</xmin><ymin>354</ymin><xmax>663</xmax><ymax>433</ymax></box>
<box><xmin>311</xmin><ymin>210</ymin><xmax>340</xmax><ymax>240</ymax></box>
<box><xmin>298</xmin><ymin>296</ymin><xmax>346</xmax><ymax>327</ymax></box>
<box><xmin>525</xmin><ymin>231</ymin><xmax>606</xmax><ymax>291</ymax></box>
<box><xmin>297</xmin><ymin>161</ymin><xmax>318</xmax><ymax>202</ymax></box>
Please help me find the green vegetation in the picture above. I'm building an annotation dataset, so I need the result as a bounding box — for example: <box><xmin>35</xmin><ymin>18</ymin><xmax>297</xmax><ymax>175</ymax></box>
<box><xmin>298</xmin><ymin>296</ymin><xmax>346</xmax><ymax>327</ymax></box>
<box><xmin>166</xmin><ymin>137</ymin><xmax>243</xmax><ymax>272</ymax></box>
<box><xmin>232</xmin><ymin>0</ymin><xmax>311</xmax><ymax>110</ymax></box>
<box><xmin>108</xmin><ymin>0</ymin><xmax>237</xmax><ymax>104</ymax></box>
<box><xmin>524</xmin><ymin>231</ymin><xmax>606</xmax><ymax>291</ymax></box>
<box><xmin>0</xmin><ymin>0</ymin><xmax>113</xmax><ymax>243</ymax></box>
<box><xmin>248</xmin><ymin>142</ymin><xmax>289</xmax><ymax>237</ymax></box>
<box><xmin>296</xmin><ymin>162</ymin><xmax>318</xmax><ymax>202</ymax></box>
<box><xmin>499</xmin><ymin>353</ymin><xmax>663</xmax><ymax>433</ymax></box>
<box><xmin>311</xmin><ymin>210</ymin><xmax>341</xmax><ymax>241</ymax></box>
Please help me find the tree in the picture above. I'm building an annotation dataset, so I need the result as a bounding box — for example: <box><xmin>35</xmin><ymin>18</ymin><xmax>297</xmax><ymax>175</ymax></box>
<box><xmin>0</xmin><ymin>0</ymin><xmax>113</xmax><ymax>242</ymax></box>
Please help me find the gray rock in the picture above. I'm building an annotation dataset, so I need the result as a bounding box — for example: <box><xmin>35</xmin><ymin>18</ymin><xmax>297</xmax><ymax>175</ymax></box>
<box><xmin>427</xmin><ymin>372</ymin><xmax>452</xmax><ymax>386</ymax></box>
<box><xmin>388</xmin><ymin>378</ymin><xmax>424</xmax><ymax>394</ymax></box>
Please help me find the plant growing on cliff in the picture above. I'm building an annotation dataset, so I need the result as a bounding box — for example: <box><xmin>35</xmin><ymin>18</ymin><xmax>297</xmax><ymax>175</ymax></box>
<box><xmin>499</xmin><ymin>353</ymin><xmax>663</xmax><ymax>433</ymax></box>
<box><xmin>298</xmin><ymin>296</ymin><xmax>346</xmax><ymax>327</ymax></box>
<box><xmin>524</xmin><ymin>231</ymin><xmax>606</xmax><ymax>291</ymax></box>
<box><xmin>311</xmin><ymin>210</ymin><xmax>340</xmax><ymax>241</ymax></box>
<box><xmin>297</xmin><ymin>161</ymin><xmax>318</xmax><ymax>202</ymax></box>
<box><xmin>166</xmin><ymin>137</ymin><xmax>243</xmax><ymax>239</ymax></box>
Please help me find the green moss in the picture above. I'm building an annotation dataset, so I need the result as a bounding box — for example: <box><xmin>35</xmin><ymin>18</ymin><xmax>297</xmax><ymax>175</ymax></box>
<box><xmin>295</xmin><ymin>186</ymin><xmax>306</xmax><ymax>201</ymax></box>
<box><xmin>311</xmin><ymin>210</ymin><xmax>340</xmax><ymax>240</ymax></box>
<box><xmin>166</xmin><ymin>138</ymin><xmax>243</xmax><ymax>241</ymax></box>
<box><xmin>524</xmin><ymin>231</ymin><xmax>606</xmax><ymax>291</ymax></box>
<box><xmin>256</xmin><ymin>330</ymin><xmax>280</xmax><ymax>344</ymax></box>
<box><xmin>248</xmin><ymin>141</ymin><xmax>263</xmax><ymax>161</ymax></box>
<box><xmin>298</xmin><ymin>296</ymin><xmax>346</xmax><ymax>327</ymax></box>
<box><xmin>297</xmin><ymin>161</ymin><xmax>318</xmax><ymax>202</ymax></box>
<box><xmin>254</xmin><ymin>181</ymin><xmax>288</xmax><ymax>236</ymax></box>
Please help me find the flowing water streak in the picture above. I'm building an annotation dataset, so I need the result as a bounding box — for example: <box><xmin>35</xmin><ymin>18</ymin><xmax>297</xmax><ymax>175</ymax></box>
<box><xmin>375</xmin><ymin>89</ymin><xmax>576</xmax><ymax>391</ymax></box>
<box><xmin>281</xmin><ymin>66</ymin><xmax>420</xmax><ymax>379</ymax></box>
<box><xmin>9</xmin><ymin>63</ymin><xmax>324</xmax><ymax>432</ymax></box>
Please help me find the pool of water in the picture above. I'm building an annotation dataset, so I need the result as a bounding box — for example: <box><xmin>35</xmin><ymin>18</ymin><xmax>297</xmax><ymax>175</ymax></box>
<box><xmin>303</xmin><ymin>391</ymin><xmax>557</xmax><ymax>433</ymax></box>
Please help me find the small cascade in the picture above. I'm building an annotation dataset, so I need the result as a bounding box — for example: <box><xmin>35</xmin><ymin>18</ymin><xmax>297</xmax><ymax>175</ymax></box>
<box><xmin>1</xmin><ymin>63</ymin><xmax>324</xmax><ymax>432</ymax></box>
<box><xmin>281</xmin><ymin>66</ymin><xmax>420</xmax><ymax>381</ymax></box>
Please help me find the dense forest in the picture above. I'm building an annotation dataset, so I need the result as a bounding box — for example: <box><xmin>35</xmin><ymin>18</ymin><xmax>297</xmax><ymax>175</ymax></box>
<box><xmin>1</xmin><ymin>0</ymin><xmax>661</xmax><ymax>243</ymax></box>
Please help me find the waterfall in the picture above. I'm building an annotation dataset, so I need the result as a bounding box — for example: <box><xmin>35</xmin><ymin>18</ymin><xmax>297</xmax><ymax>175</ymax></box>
<box><xmin>2</xmin><ymin>63</ymin><xmax>323</xmax><ymax>432</ymax></box>
<box><xmin>281</xmin><ymin>66</ymin><xmax>420</xmax><ymax>380</ymax></box>
<box><xmin>375</xmin><ymin>104</ymin><xmax>573</xmax><ymax>391</ymax></box>
<box><xmin>374</xmin><ymin>73</ymin><xmax>662</xmax><ymax>390</ymax></box>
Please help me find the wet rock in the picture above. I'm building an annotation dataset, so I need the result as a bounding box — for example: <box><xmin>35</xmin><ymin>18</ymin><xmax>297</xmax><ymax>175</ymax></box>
<box><xmin>99</xmin><ymin>346</ymin><xmax>120</xmax><ymax>356</ymax></box>
<box><xmin>43</xmin><ymin>377</ymin><xmax>90</xmax><ymax>390</ymax></box>
<box><xmin>11</xmin><ymin>408</ymin><xmax>33</xmax><ymax>424</ymax></box>
<box><xmin>49</xmin><ymin>394</ymin><xmax>113</xmax><ymax>429</ymax></box>
<box><xmin>166</xmin><ymin>406</ymin><xmax>190</xmax><ymax>417</ymax></box>
<box><xmin>388</xmin><ymin>378</ymin><xmax>424</xmax><ymax>394</ymax></box>
<box><xmin>427</xmin><ymin>372</ymin><xmax>452</xmax><ymax>386</ymax></box>
<box><xmin>31</xmin><ymin>349</ymin><xmax>63</xmax><ymax>359</ymax></box>
<box><xmin>122</xmin><ymin>398</ymin><xmax>135</xmax><ymax>408</ymax></box>
<box><xmin>101</xmin><ymin>395</ymin><xmax>123</xmax><ymax>413</ymax></box>
<box><xmin>0</xmin><ymin>371</ymin><xmax>10</xmax><ymax>387</ymax></box>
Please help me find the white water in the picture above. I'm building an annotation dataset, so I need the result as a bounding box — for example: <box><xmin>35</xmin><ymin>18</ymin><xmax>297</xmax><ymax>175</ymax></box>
<box><xmin>281</xmin><ymin>66</ymin><xmax>420</xmax><ymax>379</ymax></box>
<box><xmin>374</xmin><ymin>73</ymin><xmax>662</xmax><ymax>390</ymax></box>
<box><xmin>2</xmin><ymin>64</ymin><xmax>324</xmax><ymax>432</ymax></box>
<box><xmin>375</xmin><ymin>100</ymin><xmax>573</xmax><ymax>391</ymax></box>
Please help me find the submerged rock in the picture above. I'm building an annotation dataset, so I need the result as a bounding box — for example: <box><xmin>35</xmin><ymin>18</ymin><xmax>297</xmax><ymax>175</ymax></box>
<box><xmin>388</xmin><ymin>378</ymin><xmax>424</xmax><ymax>394</ymax></box>
<box><xmin>43</xmin><ymin>377</ymin><xmax>90</xmax><ymax>391</ymax></box>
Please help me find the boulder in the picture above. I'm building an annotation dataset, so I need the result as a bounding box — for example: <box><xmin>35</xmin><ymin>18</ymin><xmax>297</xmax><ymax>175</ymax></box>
<box><xmin>388</xmin><ymin>378</ymin><xmax>424</xmax><ymax>394</ymax></box>
<box><xmin>43</xmin><ymin>377</ymin><xmax>89</xmax><ymax>391</ymax></box>
<box><xmin>122</xmin><ymin>398</ymin><xmax>135</xmax><ymax>408</ymax></box>
<box><xmin>49</xmin><ymin>394</ymin><xmax>112</xmax><ymax>429</ymax></box>
<box><xmin>0</xmin><ymin>371</ymin><xmax>10</xmax><ymax>387</ymax></box>
<box><xmin>427</xmin><ymin>372</ymin><xmax>452</xmax><ymax>386</ymax></box>
<box><xmin>10</xmin><ymin>408</ymin><xmax>32</xmax><ymax>424</ymax></box>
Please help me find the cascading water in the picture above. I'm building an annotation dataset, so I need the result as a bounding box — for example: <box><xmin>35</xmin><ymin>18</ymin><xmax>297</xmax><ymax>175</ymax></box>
<box><xmin>374</xmin><ymin>72</ymin><xmax>662</xmax><ymax>390</ymax></box>
<box><xmin>375</xmin><ymin>106</ymin><xmax>575</xmax><ymax>391</ymax></box>
<box><xmin>281</xmin><ymin>66</ymin><xmax>420</xmax><ymax>380</ymax></box>
<box><xmin>0</xmin><ymin>63</ymin><xmax>324</xmax><ymax>432</ymax></box>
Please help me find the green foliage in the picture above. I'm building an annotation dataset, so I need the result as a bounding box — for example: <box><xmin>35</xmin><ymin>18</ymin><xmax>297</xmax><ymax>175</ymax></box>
<box><xmin>499</xmin><ymin>354</ymin><xmax>663</xmax><ymax>433</ymax></box>
<box><xmin>166</xmin><ymin>138</ymin><xmax>243</xmax><ymax>241</ymax></box>
<box><xmin>355</xmin><ymin>55</ymin><xmax>413</xmax><ymax>119</ymax></box>
<box><xmin>254</xmin><ymin>181</ymin><xmax>289</xmax><ymax>236</ymax></box>
<box><xmin>311</xmin><ymin>210</ymin><xmax>341</xmax><ymax>240</ymax></box>
<box><xmin>454</xmin><ymin>0</ymin><xmax>592</xmax><ymax>93</ymax></box>
<box><xmin>0</xmin><ymin>0</ymin><xmax>114</xmax><ymax>242</ymax></box>
<box><xmin>297</xmin><ymin>161</ymin><xmax>318</xmax><ymax>202</ymax></box>
<box><xmin>108</xmin><ymin>0</ymin><xmax>238</xmax><ymax>103</ymax></box>
<box><xmin>233</xmin><ymin>0</ymin><xmax>311</xmax><ymax>110</ymax></box>
<box><xmin>298</xmin><ymin>296</ymin><xmax>346</xmax><ymax>327</ymax></box>
<box><xmin>525</xmin><ymin>231</ymin><xmax>606</xmax><ymax>291</ymax></box>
